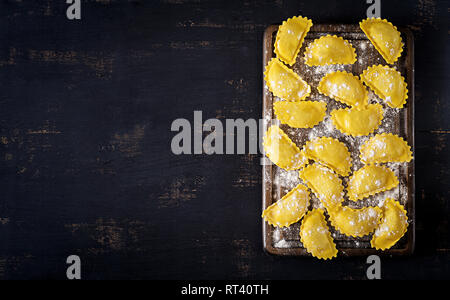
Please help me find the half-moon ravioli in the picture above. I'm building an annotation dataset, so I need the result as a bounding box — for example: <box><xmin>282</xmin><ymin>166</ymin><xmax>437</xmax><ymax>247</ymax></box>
<box><xmin>318</xmin><ymin>71</ymin><xmax>368</xmax><ymax>109</ymax></box>
<box><xmin>264</xmin><ymin>58</ymin><xmax>311</xmax><ymax>102</ymax></box>
<box><xmin>347</xmin><ymin>165</ymin><xmax>399</xmax><ymax>202</ymax></box>
<box><xmin>262</xmin><ymin>184</ymin><xmax>310</xmax><ymax>228</ymax></box>
<box><xmin>275</xmin><ymin>16</ymin><xmax>313</xmax><ymax>66</ymax></box>
<box><xmin>299</xmin><ymin>163</ymin><xmax>344</xmax><ymax>209</ymax></box>
<box><xmin>303</xmin><ymin>137</ymin><xmax>352</xmax><ymax>177</ymax></box>
<box><xmin>263</xmin><ymin>125</ymin><xmax>307</xmax><ymax>171</ymax></box>
<box><xmin>361</xmin><ymin>65</ymin><xmax>408</xmax><ymax>108</ymax></box>
<box><xmin>360</xmin><ymin>133</ymin><xmax>413</xmax><ymax>164</ymax></box>
<box><xmin>360</xmin><ymin>18</ymin><xmax>403</xmax><ymax>65</ymax></box>
<box><xmin>274</xmin><ymin>101</ymin><xmax>327</xmax><ymax>128</ymax></box>
<box><xmin>371</xmin><ymin>198</ymin><xmax>408</xmax><ymax>250</ymax></box>
<box><xmin>331</xmin><ymin>103</ymin><xmax>384</xmax><ymax>137</ymax></box>
<box><xmin>328</xmin><ymin>205</ymin><xmax>382</xmax><ymax>238</ymax></box>
<box><xmin>304</xmin><ymin>35</ymin><xmax>357</xmax><ymax>66</ymax></box>
<box><xmin>300</xmin><ymin>209</ymin><xmax>338</xmax><ymax>260</ymax></box>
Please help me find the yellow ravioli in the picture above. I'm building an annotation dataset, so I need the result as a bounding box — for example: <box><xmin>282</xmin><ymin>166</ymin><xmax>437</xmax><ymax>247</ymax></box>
<box><xmin>274</xmin><ymin>101</ymin><xmax>327</xmax><ymax>128</ymax></box>
<box><xmin>331</xmin><ymin>103</ymin><xmax>384</xmax><ymax>137</ymax></box>
<box><xmin>300</xmin><ymin>209</ymin><xmax>338</xmax><ymax>260</ymax></box>
<box><xmin>304</xmin><ymin>35</ymin><xmax>357</xmax><ymax>66</ymax></box>
<box><xmin>303</xmin><ymin>137</ymin><xmax>352</xmax><ymax>177</ymax></box>
<box><xmin>328</xmin><ymin>205</ymin><xmax>382</xmax><ymax>238</ymax></box>
<box><xmin>299</xmin><ymin>163</ymin><xmax>344</xmax><ymax>209</ymax></box>
<box><xmin>318</xmin><ymin>71</ymin><xmax>368</xmax><ymax>109</ymax></box>
<box><xmin>360</xmin><ymin>133</ymin><xmax>413</xmax><ymax>164</ymax></box>
<box><xmin>361</xmin><ymin>65</ymin><xmax>408</xmax><ymax>108</ymax></box>
<box><xmin>275</xmin><ymin>16</ymin><xmax>313</xmax><ymax>66</ymax></box>
<box><xmin>371</xmin><ymin>198</ymin><xmax>408</xmax><ymax>250</ymax></box>
<box><xmin>263</xmin><ymin>125</ymin><xmax>307</xmax><ymax>171</ymax></box>
<box><xmin>347</xmin><ymin>165</ymin><xmax>399</xmax><ymax>202</ymax></box>
<box><xmin>360</xmin><ymin>18</ymin><xmax>403</xmax><ymax>65</ymax></box>
<box><xmin>264</xmin><ymin>58</ymin><xmax>311</xmax><ymax>102</ymax></box>
<box><xmin>262</xmin><ymin>184</ymin><xmax>310</xmax><ymax>228</ymax></box>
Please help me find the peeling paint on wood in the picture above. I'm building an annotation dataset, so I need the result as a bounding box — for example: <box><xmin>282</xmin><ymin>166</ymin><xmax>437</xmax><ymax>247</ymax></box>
<box><xmin>111</xmin><ymin>125</ymin><xmax>146</xmax><ymax>158</ymax></box>
<box><xmin>158</xmin><ymin>175</ymin><xmax>206</xmax><ymax>208</ymax></box>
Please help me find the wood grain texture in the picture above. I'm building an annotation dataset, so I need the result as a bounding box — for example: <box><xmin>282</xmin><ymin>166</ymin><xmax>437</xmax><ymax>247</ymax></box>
<box><xmin>0</xmin><ymin>0</ymin><xmax>449</xmax><ymax>279</ymax></box>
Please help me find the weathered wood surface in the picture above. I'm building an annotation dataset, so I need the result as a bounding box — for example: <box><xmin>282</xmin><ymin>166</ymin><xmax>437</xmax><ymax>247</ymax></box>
<box><xmin>0</xmin><ymin>0</ymin><xmax>449</xmax><ymax>279</ymax></box>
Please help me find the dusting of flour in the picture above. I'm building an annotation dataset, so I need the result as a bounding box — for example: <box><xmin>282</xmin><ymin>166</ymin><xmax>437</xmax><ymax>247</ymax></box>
<box><xmin>265</xmin><ymin>29</ymin><xmax>411</xmax><ymax>251</ymax></box>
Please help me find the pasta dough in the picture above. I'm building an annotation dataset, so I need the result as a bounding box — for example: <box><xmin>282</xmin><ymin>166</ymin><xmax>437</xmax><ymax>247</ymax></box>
<box><xmin>264</xmin><ymin>58</ymin><xmax>311</xmax><ymax>102</ymax></box>
<box><xmin>360</xmin><ymin>18</ymin><xmax>403</xmax><ymax>65</ymax></box>
<box><xmin>371</xmin><ymin>198</ymin><xmax>408</xmax><ymax>250</ymax></box>
<box><xmin>304</xmin><ymin>35</ymin><xmax>357</xmax><ymax>66</ymax></box>
<box><xmin>347</xmin><ymin>165</ymin><xmax>399</xmax><ymax>201</ymax></box>
<box><xmin>318</xmin><ymin>71</ymin><xmax>368</xmax><ymax>108</ymax></box>
<box><xmin>303</xmin><ymin>137</ymin><xmax>352</xmax><ymax>177</ymax></box>
<box><xmin>275</xmin><ymin>16</ymin><xmax>313</xmax><ymax>66</ymax></box>
<box><xmin>361</xmin><ymin>65</ymin><xmax>408</xmax><ymax>109</ymax></box>
<box><xmin>360</xmin><ymin>133</ymin><xmax>413</xmax><ymax>164</ymax></box>
<box><xmin>274</xmin><ymin>101</ymin><xmax>327</xmax><ymax>128</ymax></box>
<box><xmin>300</xmin><ymin>209</ymin><xmax>338</xmax><ymax>260</ymax></box>
<box><xmin>331</xmin><ymin>103</ymin><xmax>384</xmax><ymax>137</ymax></box>
<box><xmin>261</xmin><ymin>15</ymin><xmax>413</xmax><ymax>258</ymax></box>
<box><xmin>299</xmin><ymin>163</ymin><xmax>344</xmax><ymax>209</ymax></box>
<box><xmin>263</xmin><ymin>125</ymin><xmax>307</xmax><ymax>171</ymax></box>
<box><xmin>328</xmin><ymin>205</ymin><xmax>382</xmax><ymax>238</ymax></box>
<box><xmin>262</xmin><ymin>184</ymin><xmax>310</xmax><ymax>228</ymax></box>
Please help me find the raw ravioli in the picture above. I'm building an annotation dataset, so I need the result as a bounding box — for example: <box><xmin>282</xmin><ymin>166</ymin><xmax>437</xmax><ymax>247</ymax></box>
<box><xmin>300</xmin><ymin>209</ymin><xmax>338</xmax><ymax>260</ymax></box>
<box><xmin>274</xmin><ymin>101</ymin><xmax>327</xmax><ymax>128</ymax></box>
<box><xmin>360</xmin><ymin>133</ymin><xmax>413</xmax><ymax>164</ymax></box>
<box><xmin>275</xmin><ymin>16</ymin><xmax>313</xmax><ymax>66</ymax></box>
<box><xmin>318</xmin><ymin>71</ymin><xmax>368</xmax><ymax>108</ymax></box>
<box><xmin>328</xmin><ymin>205</ymin><xmax>382</xmax><ymax>237</ymax></box>
<box><xmin>361</xmin><ymin>65</ymin><xmax>408</xmax><ymax>108</ymax></box>
<box><xmin>299</xmin><ymin>163</ymin><xmax>344</xmax><ymax>209</ymax></box>
<box><xmin>304</xmin><ymin>35</ymin><xmax>357</xmax><ymax>66</ymax></box>
<box><xmin>360</xmin><ymin>18</ymin><xmax>403</xmax><ymax>65</ymax></box>
<box><xmin>347</xmin><ymin>165</ymin><xmax>399</xmax><ymax>202</ymax></box>
<box><xmin>331</xmin><ymin>103</ymin><xmax>384</xmax><ymax>136</ymax></box>
<box><xmin>263</xmin><ymin>125</ymin><xmax>307</xmax><ymax>171</ymax></box>
<box><xmin>303</xmin><ymin>137</ymin><xmax>352</xmax><ymax>177</ymax></box>
<box><xmin>264</xmin><ymin>58</ymin><xmax>311</xmax><ymax>102</ymax></box>
<box><xmin>371</xmin><ymin>198</ymin><xmax>408</xmax><ymax>250</ymax></box>
<box><xmin>262</xmin><ymin>184</ymin><xmax>310</xmax><ymax>228</ymax></box>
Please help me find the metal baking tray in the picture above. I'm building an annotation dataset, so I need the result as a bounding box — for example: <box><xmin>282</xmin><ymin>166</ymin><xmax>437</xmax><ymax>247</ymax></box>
<box><xmin>262</xmin><ymin>24</ymin><xmax>415</xmax><ymax>256</ymax></box>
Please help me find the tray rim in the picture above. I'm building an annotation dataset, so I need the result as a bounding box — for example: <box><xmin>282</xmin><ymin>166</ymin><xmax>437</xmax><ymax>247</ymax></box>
<box><xmin>262</xmin><ymin>24</ymin><xmax>415</xmax><ymax>257</ymax></box>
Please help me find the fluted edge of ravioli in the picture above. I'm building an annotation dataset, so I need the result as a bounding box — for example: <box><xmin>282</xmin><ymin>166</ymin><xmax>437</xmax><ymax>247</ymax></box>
<box><xmin>317</xmin><ymin>71</ymin><xmax>369</xmax><ymax>108</ymax></box>
<box><xmin>304</xmin><ymin>35</ymin><xmax>357</xmax><ymax>66</ymax></box>
<box><xmin>361</xmin><ymin>65</ymin><xmax>408</xmax><ymax>109</ymax></box>
<box><xmin>275</xmin><ymin>16</ymin><xmax>313</xmax><ymax>66</ymax></box>
<box><xmin>347</xmin><ymin>165</ymin><xmax>399</xmax><ymax>202</ymax></box>
<box><xmin>371</xmin><ymin>198</ymin><xmax>408</xmax><ymax>250</ymax></box>
<box><xmin>273</xmin><ymin>101</ymin><xmax>327</xmax><ymax>128</ymax></box>
<box><xmin>262</xmin><ymin>125</ymin><xmax>307</xmax><ymax>171</ymax></box>
<box><xmin>328</xmin><ymin>206</ymin><xmax>383</xmax><ymax>238</ymax></box>
<box><xmin>359</xmin><ymin>133</ymin><xmax>413</xmax><ymax>164</ymax></box>
<box><xmin>299</xmin><ymin>163</ymin><xmax>345</xmax><ymax>209</ymax></box>
<box><xmin>330</xmin><ymin>103</ymin><xmax>384</xmax><ymax>137</ymax></box>
<box><xmin>300</xmin><ymin>209</ymin><xmax>338</xmax><ymax>260</ymax></box>
<box><xmin>264</xmin><ymin>58</ymin><xmax>311</xmax><ymax>102</ymax></box>
<box><xmin>360</xmin><ymin>18</ymin><xmax>404</xmax><ymax>65</ymax></box>
<box><xmin>262</xmin><ymin>184</ymin><xmax>310</xmax><ymax>228</ymax></box>
<box><xmin>303</xmin><ymin>137</ymin><xmax>352</xmax><ymax>177</ymax></box>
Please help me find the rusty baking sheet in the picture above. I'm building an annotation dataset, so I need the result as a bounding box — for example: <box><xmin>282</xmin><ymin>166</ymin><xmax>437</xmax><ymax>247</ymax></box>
<box><xmin>262</xmin><ymin>24</ymin><xmax>415</xmax><ymax>257</ymax></box>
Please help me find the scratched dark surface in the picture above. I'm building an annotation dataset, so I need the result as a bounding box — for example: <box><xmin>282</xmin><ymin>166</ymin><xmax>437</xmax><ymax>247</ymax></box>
<box><xmin>0</xmin><ymin>0</ymin><xmax>448</xmax><ymax>280</ymax></box>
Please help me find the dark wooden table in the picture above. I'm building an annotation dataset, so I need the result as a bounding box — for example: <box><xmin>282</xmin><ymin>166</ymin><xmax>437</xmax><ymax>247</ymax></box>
<box><xmin>0</xmin><ymin>0</ymin><xmax>448</xmax><ymax>280</ymax></box>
